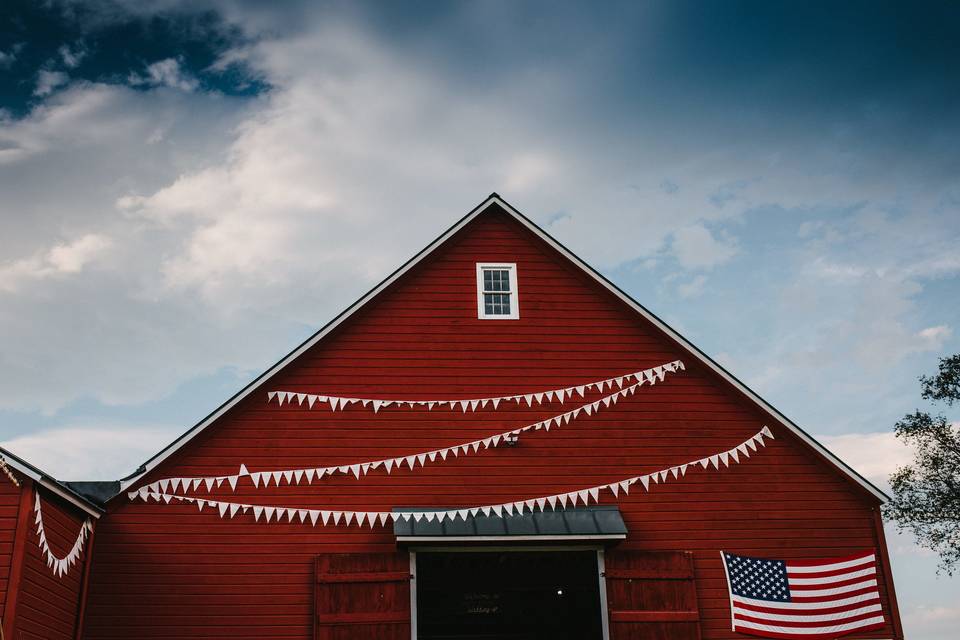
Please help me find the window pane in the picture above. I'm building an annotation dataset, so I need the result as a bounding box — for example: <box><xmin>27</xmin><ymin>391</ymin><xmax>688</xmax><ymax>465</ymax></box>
<box><xmin>482</xmin><ymin>292</ymin><xmax>513</xmax><ymax>316</ymax></box>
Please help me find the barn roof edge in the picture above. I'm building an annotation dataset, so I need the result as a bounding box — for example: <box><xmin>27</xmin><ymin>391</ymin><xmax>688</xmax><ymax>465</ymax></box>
<box><xmin>0</xmin><ymin>447</ymin><xmax>104</xmax><ymax>517</ymax></box>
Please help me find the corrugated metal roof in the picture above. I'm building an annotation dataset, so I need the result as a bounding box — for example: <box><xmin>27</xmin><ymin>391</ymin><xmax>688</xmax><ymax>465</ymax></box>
<box><xmin>393</xmin><ymin>505</ymin><xmax>627</xmax><ymax>541</ymax></box>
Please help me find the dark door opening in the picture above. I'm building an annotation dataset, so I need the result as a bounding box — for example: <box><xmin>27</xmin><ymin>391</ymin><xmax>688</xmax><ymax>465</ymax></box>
<box><xmin>415</xmin><ymin>550</ymin><xmax>604</xmax><ymax>640</ymax></box>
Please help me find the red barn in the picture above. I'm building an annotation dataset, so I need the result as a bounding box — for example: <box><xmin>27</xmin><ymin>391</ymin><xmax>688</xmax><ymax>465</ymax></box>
<box><xmin>0</xmin><ymin>448</ymin><xmax>101</xmax><ymax>639</ymax></box>
<box><xmin>74</xmin><ymin>194</ymin><xmax>900</xmax><ymax>639</ymax></box>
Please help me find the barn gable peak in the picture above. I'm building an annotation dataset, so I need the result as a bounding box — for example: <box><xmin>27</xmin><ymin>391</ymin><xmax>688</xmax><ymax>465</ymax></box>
<box><xmin>117</xmin><ymin>193</ymin><xmax>888</xmax><ymax>504</ymax></box>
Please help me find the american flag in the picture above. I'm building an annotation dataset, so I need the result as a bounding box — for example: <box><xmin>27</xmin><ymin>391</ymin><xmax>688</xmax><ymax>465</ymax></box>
<box><xmin>720</xmin><ymin>550</ymin><xmax>885</xmax><ymax>639</ymax></box>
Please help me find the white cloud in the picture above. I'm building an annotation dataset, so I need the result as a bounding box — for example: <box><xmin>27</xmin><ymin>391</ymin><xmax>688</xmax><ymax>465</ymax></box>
<box><xmin>917</xmin><ymin>325</ymin><xmax>952</xmax><ymax>348</ymax></box>
<box><xmin>670</xmin><ymin>224</ymin><xmax>738</xmax><ymax>270</ymax></box>
<box><xmin>0</xmin><ymin>79</ymin><xmax>253</xmax><ymax>411</ymax></box>
<box><xmin>815</xmin><ymin>431</ymin><xmax>914</xmax><ymax>489</ymax></box>
<box><xmin>59</xmin><ymin>43</ymin><xmax>87</xmax><ymax>69</ymax></box>
<box><xmin>129</xmin><ymin>58</ymin><xmax>199</xmax><ymax>92</ymax></box>
<box><xmin>48</xmin><ymin>233</ymin><xmax>113</xmax><ymax>272</ymax></box>
<box><xmin>677</xmin><ymin>274</ymin><xmax>707</xmax><ymax>298</ymax></box>
<box><xmin>1</xmin><ymin>425</ymin><xmax>179</xmax><ymax>480</ymax></box>
<box><xmin>504</xmin><ymin>153</ymin><xmax>557</xmax><ymax>192</ymax></box>
<box><xmin>34</xmin><ymin>70</ymin><xmax>69</xmax><ymax>97</ymax></box>
<box><xmin>0</xmin><ymin>49</ymin><xmax>17</xmax><ymax>69</ymax></box>
<box><xmin>0</xmin><ymin>233</ymin><xmax>112</xmax><ymax>292</ymax></box>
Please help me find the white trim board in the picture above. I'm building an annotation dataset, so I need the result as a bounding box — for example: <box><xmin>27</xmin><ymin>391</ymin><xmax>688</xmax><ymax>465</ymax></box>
<box><xmin>118</xmin><ymin>194</ymin><xmax>887</xmax><ymax>503</ymax></box>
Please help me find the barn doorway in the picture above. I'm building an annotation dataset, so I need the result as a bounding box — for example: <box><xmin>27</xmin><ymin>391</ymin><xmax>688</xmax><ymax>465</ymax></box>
<box><xmin>413</xmin><ymin>549</ymin><xmax>605</xmax><ymax>640</ymax></box>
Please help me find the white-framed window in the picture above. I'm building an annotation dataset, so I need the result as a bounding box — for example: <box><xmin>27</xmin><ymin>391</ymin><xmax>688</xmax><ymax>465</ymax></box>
<box><xmin>476</xmin><ymin>263</ymin><xmax>519</xmax><ymax>319</ymax></box>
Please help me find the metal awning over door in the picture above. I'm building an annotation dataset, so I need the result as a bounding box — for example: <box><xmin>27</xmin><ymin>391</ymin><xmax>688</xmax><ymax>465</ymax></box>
<box><xmin>393</xmin><ymin>505</ymin><xmax>627</xmax><ymax>544</ymax></box>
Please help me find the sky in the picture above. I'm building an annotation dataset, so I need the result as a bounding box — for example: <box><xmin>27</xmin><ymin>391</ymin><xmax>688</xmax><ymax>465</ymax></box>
<box><xmin>1</xmin><ymin>0</ymin><xmax>958</xmax><ymax>636</ymax></box>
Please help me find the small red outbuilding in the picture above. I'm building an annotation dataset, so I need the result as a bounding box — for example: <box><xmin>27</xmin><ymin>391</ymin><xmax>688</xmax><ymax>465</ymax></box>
<box><xmin>0</xmin><ymin>448</ymin><xmax>101</xmax><ymax>639</ymax></box>
<box><xmin>49</xmin><ymin>194</ymin><xmax>903</xmax><ymax>639</ymax></box>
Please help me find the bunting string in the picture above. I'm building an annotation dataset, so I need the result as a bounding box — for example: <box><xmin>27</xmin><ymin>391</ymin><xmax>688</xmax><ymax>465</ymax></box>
<box><xmin>0</xmin><ymin>455</ymin><xmax>19</xmax><ymax>487</ymax></box>
<box><xmin>134</xmin><ymin>361</ymin><xmax>684</xmax><ymax>498</ymax></box>
<box><xmin>269</xmin><ymin>360</ymin><xmax>685</xmax><ymax>413</ymax></box>
<box><xmin>128</xmin><ymin>426</ymin><xmax>774</xmax><ymax>529</ymax></box>
<box><xmin>34</xmin><ymin>493</ymin><xmax>93</xmax><ymax>578</ymax></box>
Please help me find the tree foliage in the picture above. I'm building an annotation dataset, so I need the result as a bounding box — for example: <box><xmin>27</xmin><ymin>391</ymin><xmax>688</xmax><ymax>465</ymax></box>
<box><xmin>884</xmin><ymin>355</ymin><xmax>960</xmax><ymax>574</ymax></box>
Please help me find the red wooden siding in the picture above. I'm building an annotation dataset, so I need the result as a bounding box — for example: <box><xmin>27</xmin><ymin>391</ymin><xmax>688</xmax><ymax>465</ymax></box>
<box><xmin>0</xmin><ymin>473</ymin><xmax>22</xmax><ymax>616</ymax></box>
<box><xmin>15</xmin><ymin>488</ymin><xmax>90</xmax><ymax>639</ymax></box>
<box><xmin>83</xmin><ymin>206</ymin><xmax>900</xmax><ymax>639</ymax></box>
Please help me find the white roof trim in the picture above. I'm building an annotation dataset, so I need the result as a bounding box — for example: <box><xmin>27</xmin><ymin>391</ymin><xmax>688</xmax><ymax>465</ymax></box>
<box><xmin>120</xmin><ymin>195</ymin><xmax>887</xmax><ymax>503</ymax></box>
<box><xmin>0</xmin><ymin>451</ymin><xmax>102</xmax><ymax>518</ymax></box>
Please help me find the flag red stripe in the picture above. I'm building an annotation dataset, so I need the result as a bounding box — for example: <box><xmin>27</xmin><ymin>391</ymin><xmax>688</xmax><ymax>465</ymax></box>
<box><xmin>787</xmin><ymin>560</ymin><xmax>876</xmax><ymax>580</ymax></box>
<box><xmin>789</xmin><ymin>574</ymin><xmax>876</xmax><ymax>591</ymax></box>
<box><xmin>733</xmin><ymin>609</ymin><xmax>882</xmax><ymax>628</ymax></box>
<box><xmin>731</xmin><ymin>621</ymin><xmax>885</xmax><ymax>639</ymax></box>
<box><xmin>790</xmin><ymin>584</ymin><xmax>881</xmax><ymax>603</ymax></box>
<box><xmin>732</xmin><ymin>596</ymin><xmax>881</xmax><ymax>616</ymax></box>
<box><xmin>785</xmin><ymin>551</ymin><xmax>875</xmax><ymax>568</ymax></box>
